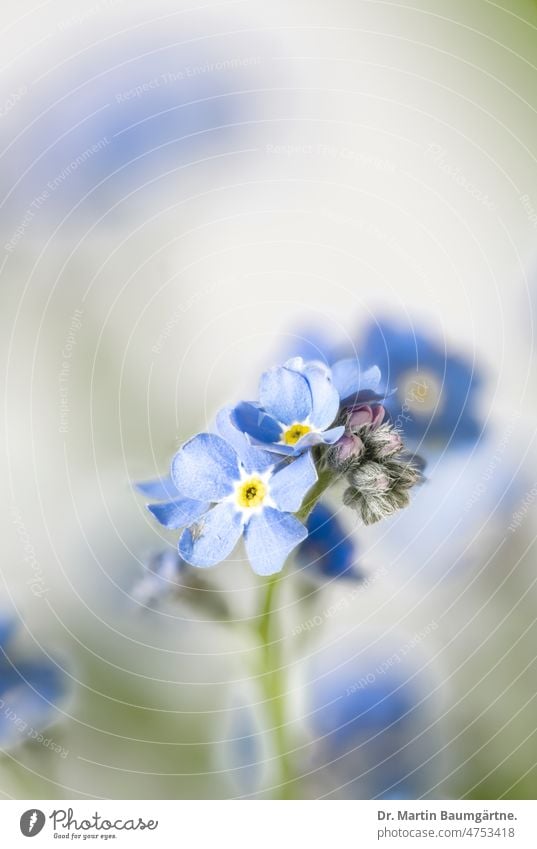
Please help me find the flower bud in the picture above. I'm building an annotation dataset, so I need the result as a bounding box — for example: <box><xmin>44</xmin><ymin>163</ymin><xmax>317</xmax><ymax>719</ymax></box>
<box><xmin>346</xmin><ymin>403</ymin><xmax>385</xmax><ymax>431</ymax></box>
<box><xmin>348</xmin><ymin>461</ymin><xmax>391</xmax><ymax>494</ymax></box>
<box><xmin>326</xmin><ymin>404</ymin><xmax>386</xmax><ymax>470</ymax></box>
<box><xmin>368</xmin><ymin>427</ymin><xmax>403</xmax><ymax>459</ymax></box>
<box><xmin>330</xmin><ymin>433</ymin><xmax>365</xmax><ymax>465</ymax></box>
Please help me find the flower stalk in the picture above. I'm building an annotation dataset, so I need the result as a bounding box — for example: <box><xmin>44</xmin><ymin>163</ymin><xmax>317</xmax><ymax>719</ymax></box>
<box><xmin>256</xmin><ymin>571</ymin><xmax>294</xmax><ymax>799</ymax></box>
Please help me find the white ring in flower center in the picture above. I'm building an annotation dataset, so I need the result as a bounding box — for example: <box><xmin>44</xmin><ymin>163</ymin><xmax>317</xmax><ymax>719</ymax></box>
<box><xmin>230</xmin><ymin>468</ymin><xmax>275</xmax><ymax>519</ymax></box>
<box><xmin>281</xmin><ymin>422</ymin><xmax>312</xmax><ymax>445</ymax></box>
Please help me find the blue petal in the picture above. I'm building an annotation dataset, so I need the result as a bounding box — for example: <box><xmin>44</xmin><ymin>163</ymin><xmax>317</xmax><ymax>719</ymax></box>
<box><xmin>216</xmin><ymin>407</ymin><xmax>278</xmax><ymax>473</ymax></box>
<box><xmin>147</xmin><ymin>497</ymin><xmax>209</xmax><ymax>529</ymax></box>
<box><xmin>171</xmin><ymin>433</ymin><xmax>240</xmax><ymax>502</ymax></box>
<box><xmin>178</xmin><ymin>502</ymin><xmax>243</xmax><ymax>567</ymax></box>
<box><xmin>270</xmin><ymin>452</ymin><xmax>318</xmax><ymax>512</ymax></box>
<box><xmin>318</xmin><ymin>425</ymin><xmax>345</xmax><ymax>445</ymax></box>
<box><xmin>281</xmin><ymin>425</ymin><xmax>345</xmax><ymax>455</ymax></box>
<box><xmin>259</xmin><ymin>366</ymin><xmax>312</xmax><ymax>425</ymax></box>
<box><xmin>244</xmin><ymin>508</ymin><xmax>308</xmax><ymax>575</ymax></box>
<box><xmin>232</xmin><ymin>401</ymin><xmax>283</xmax><ymax>445</ymax></box>
<box><xmin>135</xmin><ymin>475</ymin><xmax>178</xmax><ymax>501</ymax></box>
<box><xmin>331</xmin><ymin>360</ymin><xmax>381</xmax><ymax>402</ymax></box>
<box><xmin>288</xmin><ymin>359</ymin><xmax>340</xmax><ymax>430</ymax></box>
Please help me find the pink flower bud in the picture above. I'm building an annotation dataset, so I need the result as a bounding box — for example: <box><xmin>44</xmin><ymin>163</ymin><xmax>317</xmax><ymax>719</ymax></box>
<box><xmin>374</xmin><ymin>430</ymin><xmax>403</xmax><ymax>459</ymax></box>
<box><xmin>346</xmin><ymin>403</ymin><xmax>385</xmax><ymax>431</ymax></box>
<box><xmin>334</xmin><ymin>433</ymin><xmax>365</xmax><ymax>462</ymax></box>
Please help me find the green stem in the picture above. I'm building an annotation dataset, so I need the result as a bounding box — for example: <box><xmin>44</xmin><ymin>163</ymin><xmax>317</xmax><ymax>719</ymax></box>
<box><xmin>252</xmin><ymin>466</ymin><xmax>335</xmax><ymax>798</ymax></box>
<box><xmin>295</xmin><ymin>468</ymin><xmax>334</xmax><ymax>523</ymax></box>
<box><xmin>256</xmin><ymin>571</ymin><xmax>293</xmax><ymax>799</ymax></box>
<box><xmin>252</xmin><ymin>470</ymin><xmax>334</xmax><ymax>799</ymax></box>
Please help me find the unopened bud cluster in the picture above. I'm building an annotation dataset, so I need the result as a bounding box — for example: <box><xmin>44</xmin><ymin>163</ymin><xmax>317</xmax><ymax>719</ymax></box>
<box><xmin>326</xmin><ymin>404</ymin><xmax>422</xmax><ymax>525</ymax></box>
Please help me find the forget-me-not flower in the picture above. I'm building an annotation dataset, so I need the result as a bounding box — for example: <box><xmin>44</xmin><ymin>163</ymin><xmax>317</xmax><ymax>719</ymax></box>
<box><xmin>142</xmin><ymin>409</ymin><xmax>317</xmax><ymax>575</ymax></box>
<box><xmin>171</xmin><ymin>434</ymin><xmax>317</xmax><ymax>576</ymax></box>
<box><xmin>139</xmin><ymin>352</ymin><xmax>421</xmax><ymax>569</ymax></box>
<box><xmin>361</xmin><ymin>319</ymin><xmax>482</xmax><ymax>446</ymax></box>
<box><xmin>232</xmin><ymin>356</ymin><xmax>382</xmax><ymax>455</ymax></box>
<box><xmin>131</xmin><ymin>549</ymin><xmax>187</xmax><ymax>606</ymax></box>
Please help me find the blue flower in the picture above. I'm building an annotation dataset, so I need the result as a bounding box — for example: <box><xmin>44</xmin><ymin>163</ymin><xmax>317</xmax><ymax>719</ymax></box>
<box><xmin>360</xmin><ymin>319</ymin><xmax>482</xmax><ymax>446</ymax></box>
<box><xmin>308</xmin><ymin>640</ymin><xmax>436</xmax><ymax>799</ymax></box>
<box><xmin>173</xmin><ymin>438</ymin><xmax>316</xmax><ymax>576</ymax></box>
<box><xmin>232</xmin><ymin>357</ymin><xmax>382</xmax><ymax>455</ymax></box>
<box><xmin>142</xmin><ymin>409</ymin><xmax>318</xmax><ymax>575</ymax></box>
<box><xmin>8</xmin><ymin>35</ymin><xmax>258</xmax><ymax>222</ymax></box>
<box><xmin>297</xmin><ymin>503</ymin><xmax>360</xmax><ymax>580</ymax></box>
<box><xmin>0</xmin><ymin>615</ymin><xmax>68</xmax><ymax>750</ymax></box>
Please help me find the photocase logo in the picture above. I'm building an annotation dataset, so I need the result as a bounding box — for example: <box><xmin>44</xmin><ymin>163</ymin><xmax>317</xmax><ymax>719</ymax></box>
<box><xmin>20</xmin><ymin>809</ymin><xmax>46</xmax><ymax>837</ymax></box>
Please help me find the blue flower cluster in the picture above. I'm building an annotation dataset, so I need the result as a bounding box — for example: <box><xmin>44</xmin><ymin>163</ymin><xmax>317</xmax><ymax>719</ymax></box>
<box><xmin>138</xmin><ymin>356</ymin><xmax>386</xmax><ymax>576</ymax></box>
<box><xmin>288</xmin><ymin>318</ymin><xmax>482</xmax><ymax>449</ymax></box>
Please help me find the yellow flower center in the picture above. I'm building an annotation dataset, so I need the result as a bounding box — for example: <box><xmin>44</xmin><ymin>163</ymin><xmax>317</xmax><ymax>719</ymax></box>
<box><xmin>237</xmin><ymin>477</ymin><xmax>267</xmax><ymax>509</ymax></box>
<box><xmin>399</xmin><ymin>369</ymin><xmax>443</xmax><ymax>415</ymax></box>
<box><xmin>282</xmin><ymin>423</ymin><xmax>311</xmax><ymax>445</ymax></box>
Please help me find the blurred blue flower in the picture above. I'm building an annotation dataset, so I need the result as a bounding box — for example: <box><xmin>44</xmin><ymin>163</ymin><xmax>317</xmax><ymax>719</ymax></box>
<box><xmin>360</xmin><ymin>319</ymin><xmax>482</xmax><ymax>447</ymax></box>
<box><xmin>308</xmin><ymin>640</ymin><xmax>437</xmax><ymax>799</ymax></box>
<box><xmin>232</xmin><ymin>357</ymin><xmax>382</xmax><ymax>456</ymax></box>
<box><xmin>131</xmin><ymin>549</ymin><xmax>186</xmax><ymax>606</ymax></box>
<box><xmin>0</xmin><ymin>618</ymin><xmax>15</xmax><ymax>650</ymax></box>
<box><xmin>0</xmin><ymin>615</ymin><xmax>68</xmax><ymax>750</ymax></box>
<box><xmin>297</xmin><ymin>503</ymin><xmax>360</xmax><ymax>580</ymax></box>
<box><xmin>3</xmin><ymin>31</ymin><xmax>264</xmax><ymax>223</ymax></box>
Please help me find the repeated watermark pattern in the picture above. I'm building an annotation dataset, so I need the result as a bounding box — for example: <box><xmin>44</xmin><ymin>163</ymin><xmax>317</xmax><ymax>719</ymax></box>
<box><xmin>0</xmin><ymin>698</ymin><xmax>69</xmax><ymax>758</ymax></box>
<box><xmin>0</xmin><ymin>84</ymin><xmax>27</xmax><ymax>118</ymax></box>
<box><xmin>290</xmin><ymin>567</ymin><xmax>388</xmax><ymax>638</ymax></box>
<box><xmin>57</xmin><ymin>0</ymin><xmax>125</xmax><ymax>31</ymax></box>
<box><xmin>4</xmin><ymin>138</ymin><xmax>110</xmax><ymax>253</ymax></box>
<box><xmin>345</xmin><ymin>621</ymin><xmax>438</xmax><ymax>696</ymax></box>
<box><xmin>10</xmin><ymin>505</ymin><xmax>48</xmax><ymax>598</ymax></box>
<box><xmin>465</xmin><ymin>412</ymin><xmax>521</xmax><ymax>510</ymax></box>
<box><xmin>152</xmin><ymin>278</ymin><xmax>221</xmax><ymax>354</ymax></box>
<box><xmin>115</xmin><ymin>56</ymin><xmax>262</xmax><ymax>103</ymax></box>
<box><xmin>508</xmin><ymin>483</ymin><xmax>537</xmax><ymax>534</ymax></box>
<box><xmin>59</xmin><ymin>308</ymin><xmax>84</xmax><ymax>434</ymax></box>
<box><xmin>519</xmin><ymin>193</ymin><xmax>537</xmax><ymax>231</ymax></box>
<box><xmin>266</xmin><ymin>142</ymin><xmax>395</xmax><ymax>173</ymax></box>
<box><xmin>426</xmin><ymin>143</ymin><xmax>496</xmax><ymax>211</ymax></box>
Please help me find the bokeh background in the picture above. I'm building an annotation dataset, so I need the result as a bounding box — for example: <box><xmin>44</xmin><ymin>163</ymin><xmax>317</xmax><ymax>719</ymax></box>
<box><xmin>1</xmin><ymin>0</ymin><xmax>537</xmax><ymax>799</ymax></box>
